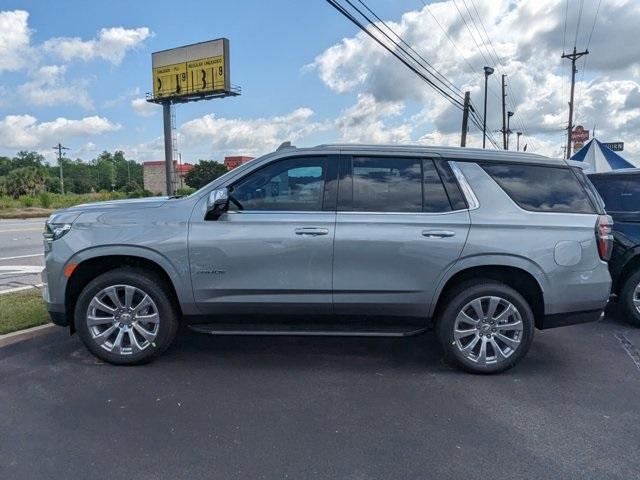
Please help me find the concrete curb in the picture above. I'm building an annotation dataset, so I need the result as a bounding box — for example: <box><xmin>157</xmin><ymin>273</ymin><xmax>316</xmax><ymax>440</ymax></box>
<box><xmin>0</xmin><ymin>323</ymin><xmax>56</xmax><ymax>348</ymax></box>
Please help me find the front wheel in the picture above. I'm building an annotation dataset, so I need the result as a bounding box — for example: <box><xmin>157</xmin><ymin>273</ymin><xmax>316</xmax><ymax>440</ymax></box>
<box><xmin>436</xmin><ymin>280</ymin><xmax>534</xmax><ymax>374</ymax></box>
<box><xmin>74</xmin><ymin>268</ymin><xmax>179</xmax><ymax>365</ymax></box>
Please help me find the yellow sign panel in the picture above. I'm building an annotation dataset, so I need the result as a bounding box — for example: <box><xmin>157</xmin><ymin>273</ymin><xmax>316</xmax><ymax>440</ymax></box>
<box><xmin>153</xmin><ymin>62</ymin><xmax>187</xmax><ymax>98</ymax></box>
<box><xmin>186</xmin><ymin>56</ymin><xmax>226</xmax><ymax>93</ymax></box>
<box><xmin>151</xmin><ymin>38</ymin><xmax>230</xmax><ymax>100</ymax></box>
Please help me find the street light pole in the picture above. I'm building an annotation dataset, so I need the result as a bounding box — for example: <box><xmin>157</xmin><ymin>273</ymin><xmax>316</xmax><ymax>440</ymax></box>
<box><xmin>483</xmin><ymin>66</ymin><xmax>494</xmax><ymax>149</ymax></box>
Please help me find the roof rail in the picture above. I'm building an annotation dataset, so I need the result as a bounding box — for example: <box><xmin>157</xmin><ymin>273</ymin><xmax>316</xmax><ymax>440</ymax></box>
<box><xmin>277</xmin><ymin>141</ymin><xmax>295</xmax><ymax>151</ymax></box>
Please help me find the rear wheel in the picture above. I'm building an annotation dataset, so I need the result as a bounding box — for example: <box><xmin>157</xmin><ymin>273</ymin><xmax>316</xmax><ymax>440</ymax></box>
<box><xmin>74</xmin><ymin>268</ymin><xmax>179</xmax><ymax>365</ymax></box>
<box><xmin>436</xmin><ymin>280</ymin><xmax>535</xmax><ymax>374</ymax></box>
<box><xmin>620</xmin><ymin>270</ymin><xmax>640</xmax><ymax>327</ymax></box>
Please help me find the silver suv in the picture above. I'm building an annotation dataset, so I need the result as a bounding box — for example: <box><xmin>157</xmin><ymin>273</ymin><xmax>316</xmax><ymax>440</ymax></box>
<box><xmin>42</xmin><ymin>144</ymin><xmax>613</xmax><ymax>373</ymax></box>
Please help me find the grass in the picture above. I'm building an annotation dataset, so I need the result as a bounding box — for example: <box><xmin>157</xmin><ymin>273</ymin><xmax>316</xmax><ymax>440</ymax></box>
<box><xmin>0</xmin><ymin>191</ymin><xmax>147</xmax><ymax>219</ymax></box>
<box><xmin>0</xmin><ymin>289</ymin><xmax>50</xmax><ymax>335</ymax></box>
<box><xmin>0</xmin><ymin>207</ymin><xmax>54</xmax><ymax>219</ymax></box>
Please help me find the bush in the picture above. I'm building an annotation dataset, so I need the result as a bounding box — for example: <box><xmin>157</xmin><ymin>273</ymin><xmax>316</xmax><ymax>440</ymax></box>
<box><xmin>19</xmin><ymin>195</ymin><xmax>34</xmax><ymax>207</ymax></box>
<box><xmin>176</xmin><ymin>186</ymin><xmax>196</xmax><ymax>196</ymax></box>
<box><xmin>5</xmin><ymin>167</ymin><xmax>46</xmax><ymax>198</ymax></box>
<box><xmin>38</xmin><ymin>191</ymin><xmax>52</xmax><ymax>208</ymax></box>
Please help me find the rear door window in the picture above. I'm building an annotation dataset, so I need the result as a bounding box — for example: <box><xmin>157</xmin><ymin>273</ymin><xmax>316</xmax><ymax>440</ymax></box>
<box><xmin>350</xmin><ymin>157</ymin><xmax>423</xmax><ymax>212</ymax></box>
<box><xmin>338</xmin><ymin>157</ymin><xmax>458</xmax><ymax>213</ymax></box>
<box><xmin>481</xmin><ymin>163</ymin><xmax>597</xmax><ymax>214</ymax></box>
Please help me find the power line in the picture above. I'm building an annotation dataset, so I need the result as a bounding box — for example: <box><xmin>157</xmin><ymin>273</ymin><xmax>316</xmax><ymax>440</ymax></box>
<box><xmin>573</xmin><ymin>0</ymin><xmax>585</xmax><ymax>47</ymax></box>
<box><xmin>326</xmin><ymin>0</ymin><xmax>465</xmax><ymax>109</ymax></box>
<box><xmin>354</xmin><ymin>0</ymin><xmax>463</xmax><ymax>97</ymax></box>
<box><xmin>452</xmin><ymin>0</ymin><xmax>537</xmax><ymax>150</ymax></box>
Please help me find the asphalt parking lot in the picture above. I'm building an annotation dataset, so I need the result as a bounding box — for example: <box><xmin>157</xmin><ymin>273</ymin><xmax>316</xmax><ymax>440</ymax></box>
<box><xmin>1</xmin><ymin>307</ymin><xmax>639</xmax><ymax>480</ymax></box>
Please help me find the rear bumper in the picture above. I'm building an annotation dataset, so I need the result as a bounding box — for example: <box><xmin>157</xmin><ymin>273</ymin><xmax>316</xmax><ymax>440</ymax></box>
<box><xmin>538</xmin><ymin>308</ymin><xmax>604</xmax><ymax>330</ymax></box>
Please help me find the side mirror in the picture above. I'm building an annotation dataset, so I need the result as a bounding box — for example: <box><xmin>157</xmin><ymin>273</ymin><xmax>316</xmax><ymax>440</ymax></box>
<box><xmin>206</xmin><ymin>187</ymin><xmax>229</xmax><ymax>220</ymax></box>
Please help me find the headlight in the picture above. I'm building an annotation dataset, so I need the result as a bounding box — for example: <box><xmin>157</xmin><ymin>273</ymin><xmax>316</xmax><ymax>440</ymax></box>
<box><xmin>44</xmin><ymin>223</ymin><xmax>72</xmax><ymax>241</ymax></box>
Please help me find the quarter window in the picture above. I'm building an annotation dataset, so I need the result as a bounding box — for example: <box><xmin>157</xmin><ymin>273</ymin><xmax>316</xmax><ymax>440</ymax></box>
<box><xmin>481</xmin><ymin>163</ymin><xmax>596</xmax><ymax>214</ymax></box>
<box><xmin>230</xmin><ymin>157</ymin><xmax>326</xmax><ymax>211</ymax></box>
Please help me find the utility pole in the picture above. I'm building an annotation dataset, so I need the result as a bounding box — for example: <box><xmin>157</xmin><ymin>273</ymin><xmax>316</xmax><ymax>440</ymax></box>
<box><xmin>482</xmin><ymin>66</ymin><xmax>494</xmax><ymax>149</ymax></box>
<box><xmin>162</xmin><ymin>101</ymin><xmax>174</xmax><ymax>196</ymax></box>
<box><xmin>516</xmin><ymin>132</ymin><xmax>522</xmax><ymax>151</ymax></box>
<box><xmin>52</xmin><ymin>143</ymin><xmax>69</xmax><ymax>194</ymax></box>
<box><xmin>460</xmin><ymin>91</ymin><xmax>471</xmax><ymax>147</ymax></box>
<box><xmin>506</xmin><ymin>111</ymin><xmax>514</xmax><ymax>150</ymax></box>
<box><xmin>562</xmin><ymin>46</ymin><xmax>589</xmax><ymax>159</ymax></box>
<box><xmin>501</xmin><ymin>75</ymin><xmax>507</xmax><ymax>150</ymax></box>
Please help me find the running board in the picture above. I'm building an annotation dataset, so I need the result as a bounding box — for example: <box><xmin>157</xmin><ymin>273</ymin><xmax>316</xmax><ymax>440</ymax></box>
<box><xmin>188</xmin><ymin>323</ymin><xmax>428</xmax><ymax>338</ymax></box>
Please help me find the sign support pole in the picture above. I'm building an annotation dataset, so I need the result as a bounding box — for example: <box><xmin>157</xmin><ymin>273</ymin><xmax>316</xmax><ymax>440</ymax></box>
<box><xmin>162</xmin><ymin>101</ymin><xmax>174</xmax><ymax>196</ymax></box>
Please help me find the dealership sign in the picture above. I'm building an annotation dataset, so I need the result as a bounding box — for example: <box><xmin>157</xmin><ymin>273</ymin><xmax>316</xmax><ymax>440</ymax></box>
<box><xmin>571</xmin><ymin>125</ymin><xmax>590</xmax><ymax>142</ymax></box>
<box><xmin>602</xmin><ymin>142</ymin><xmax>624</xmax><ymax>152</ymax></box>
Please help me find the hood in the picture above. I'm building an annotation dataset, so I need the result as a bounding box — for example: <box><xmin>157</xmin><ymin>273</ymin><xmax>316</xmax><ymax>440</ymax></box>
<box><xmin>62</xmin><ymin>196</ymin><xmax>170</xmax><ymax>213</ymax></box>
<box><xmin>47</xmin><ymin>196</ymin><xmax>171</xmax><ymax>225</ymax></box>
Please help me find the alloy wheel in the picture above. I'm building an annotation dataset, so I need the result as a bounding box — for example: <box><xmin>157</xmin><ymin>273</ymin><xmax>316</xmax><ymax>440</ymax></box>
<box><xmin>453</xmin><ymin>296</ymin><xmax>523</xmax><ymax>366</ymax></box>
<box><xmin>86</xmin><ymin>284</ymin><xmax>160</xmax><ymax>355</ymax></box>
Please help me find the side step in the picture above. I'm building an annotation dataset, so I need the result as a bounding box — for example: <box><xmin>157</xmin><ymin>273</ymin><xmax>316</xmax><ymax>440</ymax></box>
<box><xmin>188</xmin><ymin>323</ymin><xmax>428</xmax><ymax>338</ymax></box>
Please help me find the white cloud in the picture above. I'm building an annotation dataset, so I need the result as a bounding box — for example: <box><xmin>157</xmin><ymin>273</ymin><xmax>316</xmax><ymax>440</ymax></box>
<box><xmin>131</xmin><ymin>98</ymin><xmax>159</xmax><ymax>117</ymax></box>
<box><xmin>308</xmin><ymin>0</ymin><xmax>640</xmax><ymax>163</ymax></box>
<box><xmin>17</xmin><ymin>65</ymin><xmax>93</xmax><ymax>109</ymax></box>
<box><xmin>0</xmin><ymin>115</ymin><xmax>121</xmax><ymax>150</ymax></box>
<box><xmin>0</xmin><ymin>10</ymin><xmax>31</xmax><ymax>72</ymax></box>
<box><xmin>336</xmin><ymin>93</ymin><xmax>412</xmax><ymax>143</ymax></box>
<box><xmin>180</xmin><ymin>107</ymin><xmax>327</xmax><ymax>156</ymax></box>
<box><xmin>42</xmin><ymin>26</ymin><xmax>151</xmax><ymax>65</ymax></box>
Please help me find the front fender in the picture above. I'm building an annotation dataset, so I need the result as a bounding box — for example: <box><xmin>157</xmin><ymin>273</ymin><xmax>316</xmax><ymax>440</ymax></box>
<box><xmin>65</xmin><ymin>245</ymin><xmax>197</xmax><ymax>314</ymax></box>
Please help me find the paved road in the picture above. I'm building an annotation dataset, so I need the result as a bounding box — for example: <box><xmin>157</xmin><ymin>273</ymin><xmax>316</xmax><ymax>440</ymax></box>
<box><xmin>0</xmin><ymin>218</ymin><xmax>46</xmax><ymax>293</ymax></box>
<box><xmin>1</xmin><ymin>309</ymin><xmax>639</xmax><ymax>479</ymax></box>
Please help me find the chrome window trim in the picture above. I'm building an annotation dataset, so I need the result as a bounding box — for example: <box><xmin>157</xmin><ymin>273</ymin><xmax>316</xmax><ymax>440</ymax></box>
<box><xmin>448</xmin><ymin>161</ymin><xmax>480</xmax><ymax>210</ymax></box>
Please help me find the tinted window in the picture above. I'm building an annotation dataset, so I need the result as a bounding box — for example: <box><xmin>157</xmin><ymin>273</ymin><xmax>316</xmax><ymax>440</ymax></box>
<box><xmin>423</xmin><ymin>159</ymin><xmax>452</xmax><ymax>212</ymax></box>
<box><xmin>482</xmin><ymin>163</ymin><xmax>596</xmax><ymax>214</ymax></box>
<box><xmin>435</xmin><ymin>160</ymin><xmax>467</xmax><ymax>210</ymax></box>
<box><xmin>351</xmin><ymin>157</ymin><xmax>422</xmax><ymax>212</ymax></box>
<box><xmin>589</xmin><ymin>176</ymin><xmax>623</xmax><ymax>212</ymax></box>
<box><xmin>230</xmin><ymin>156</ymin><xmax>325</xmax><ymax>211</ymax></box>
<box><xmin>622</xmin><ymin>178</ymin><xmax>640</xmax><ymax>212</ymax></box>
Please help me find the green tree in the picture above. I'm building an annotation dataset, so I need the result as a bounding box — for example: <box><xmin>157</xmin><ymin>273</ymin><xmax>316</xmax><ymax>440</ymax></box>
<box><xmin>5</xmin><ymin>167</ymin><xmax>47</xmax><ymax>198</ymax></box>
<box><xmin>0</xmin><ymin>156</ymin><xmax>11</xmax><ymax>176</ymax></box>
<box><xmin>184</xmin><ymin>160</ymin><xmax>228</xmax><ymax>189</ymax></box>
<box><xmin>93</xmin><ymin>151</ymin><xmax>116</xmax><ymax>190</ymax></box>
<box><xmin>13</xmin><ymin>151</ymin><xmax>45</xmax><ymax>169</ymax></box>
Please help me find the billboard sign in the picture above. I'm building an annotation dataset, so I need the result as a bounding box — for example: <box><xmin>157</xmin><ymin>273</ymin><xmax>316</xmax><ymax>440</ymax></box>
<box><xmin>602</xmin><ymin>141</ymin><xmax>624</xmax><ymax>152</ymax></box>
<box><xmin>571</xmin><ymin>125</ymin><xmax>589</xmax><ymax>143</ymax></box>
<box><xmin>151</xmin><ymin>38</ymin><xmax>230</xmax><ymax>100</ymax></box>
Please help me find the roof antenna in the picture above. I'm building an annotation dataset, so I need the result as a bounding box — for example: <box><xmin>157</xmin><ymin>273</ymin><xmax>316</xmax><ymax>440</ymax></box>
<box><xmin>277</xmin><ymin>141</ymin><xmax>295</xmax><ymax>151</ymax></box>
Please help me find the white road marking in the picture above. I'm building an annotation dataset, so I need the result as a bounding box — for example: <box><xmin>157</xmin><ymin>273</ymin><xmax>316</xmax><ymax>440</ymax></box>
<box><xmin>0</xmin><ymin>253</ymin><xmax>43</xmax><ymax>261</ymax></box>
<box><xmin>0</xmin><ymin>265</ymin><xmax>44</xmax><ymax>276</ymax></box>
<box><xmin>0</xmin><ymin>227</ymin><xmax>43</xmax><ymax>233</ymax></box>
<box><xmin>0</xmin><ymin>283</ymin><xmax>43</xmax><ymax>295</ymax></box>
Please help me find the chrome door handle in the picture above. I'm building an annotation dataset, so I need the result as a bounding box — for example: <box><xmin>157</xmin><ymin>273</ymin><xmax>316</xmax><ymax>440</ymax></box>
<box><xmin>422</xmin><ymin>230</ymin><xmax>455</xmax><ymax>238</ymax></box>
<box><xmin>295</xmin><ymin>227</ymin><xmax>329</xmax><ymax>236</ymax></box>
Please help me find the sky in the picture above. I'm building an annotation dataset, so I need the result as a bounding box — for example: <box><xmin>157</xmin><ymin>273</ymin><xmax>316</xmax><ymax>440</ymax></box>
<box><xmin>1</xmin><ymin>0</ymin><xmax>640</xmax><ymax>166</ymax></box>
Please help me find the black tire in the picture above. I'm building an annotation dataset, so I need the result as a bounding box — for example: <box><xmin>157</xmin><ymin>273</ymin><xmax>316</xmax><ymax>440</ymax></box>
<box><xmin>74</xmin><ymin>268</ymin><xmax>179</xmax><ymax>365</ymax></box>
<box><xmin>620</xmin><ymin>270</ymin><xmax>640</xmax><ymax>327</ymax></box>
<box><xmin>436</xmin><ymin>279</ymin><xmax>535</xmax><ymax>374</ymax></box>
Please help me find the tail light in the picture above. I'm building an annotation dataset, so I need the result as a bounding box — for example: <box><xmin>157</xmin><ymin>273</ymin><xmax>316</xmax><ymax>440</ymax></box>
<box><xmin>596</xmin><ymin>215</ymin><xmax>613</xmax><ymax>261</ymax></box>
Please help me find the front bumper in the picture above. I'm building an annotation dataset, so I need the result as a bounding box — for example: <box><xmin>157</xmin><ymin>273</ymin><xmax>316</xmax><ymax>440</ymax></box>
<box><xmin>538</xmin><ymin>308</ymin><xmax>605</xmax><ymax>330</ymax></box>
<box><xmin>41</xmin><ymin>267</ymin><xmax>68</xmax><ymax>327</ymax></box>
